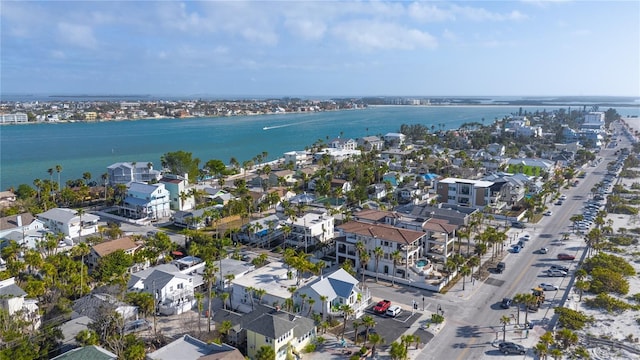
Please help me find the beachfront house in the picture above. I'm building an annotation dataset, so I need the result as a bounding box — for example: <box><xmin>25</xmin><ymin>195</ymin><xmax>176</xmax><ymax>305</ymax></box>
<box><xmin>106</xmin><ymin>161</ymin><xmax>162</xmax><ymax>186</ymax></box>
<box><xmin>36</xmin><ymin>208</ymin><xmax>99</xmax><ymax>239</ymax></box>
<box><xmin>283</xmin><ymin>151</ymin><xmax>312</xmax><ymax>169</ymax></box>
<box><xmin>357</xmin><ymin>136</ymin><xmax>385</xmax><ymax>152</ymax></box>
<box><xmin>120</xmin><ymin>182</ymin><xmax>171</xmax><ymax>221</ymax></box>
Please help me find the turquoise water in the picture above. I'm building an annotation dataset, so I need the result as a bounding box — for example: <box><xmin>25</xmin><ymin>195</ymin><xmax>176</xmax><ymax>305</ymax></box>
<box><xmin>1</xmin><ymin>105</ymin><xmax>638</xmax><ymax>189</ymax></box>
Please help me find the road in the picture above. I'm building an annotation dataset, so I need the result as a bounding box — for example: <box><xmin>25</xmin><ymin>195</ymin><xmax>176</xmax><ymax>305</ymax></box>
<box><xmin>367</xmin><ymin>121</ymin><xmax>628</xmax><ymax>359</ymax></box>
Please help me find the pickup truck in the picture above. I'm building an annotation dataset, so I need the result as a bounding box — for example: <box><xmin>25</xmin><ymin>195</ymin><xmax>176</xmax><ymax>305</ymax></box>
<box><xmin>373</xmin><ymin>300</ymin><xmax>391</xmax><ymax>313</ymax></box>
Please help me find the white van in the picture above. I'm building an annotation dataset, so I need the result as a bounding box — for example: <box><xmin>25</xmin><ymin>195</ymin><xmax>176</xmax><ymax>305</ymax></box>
<box><xmin>386</xmin><ymin>305</ymin><xmax>402</xmax><ymax>317</ymax></box>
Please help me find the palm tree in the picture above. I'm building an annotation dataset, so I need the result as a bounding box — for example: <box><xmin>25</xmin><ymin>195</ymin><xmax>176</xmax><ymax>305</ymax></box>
<box><xmin>194</xmin><ymin>292</ymin><xmax>203</xmax><ymax>335</ymax></box>
<box><xmin>459</xmin><ymin>265</ymin><xmax>471</xmax><ymax>291</ymax></box>
<box><xmin>391</xmin><ymin>250</ymin><xmax>402</xmax><ymax>286</ymax></box>
<box><xmin>220</xmin><ymin>292</ymin><xmax>230</xmax><ymax>311</ymax></box>
<box><xmin>361</xmin><ymin>315</ymin><xmax>376</xmax><ymax>344</ymax></box>
<box><xmin>499</xmin><ymin>315</ymin><xmax>511</xmax><ymax>342</ymax></box>
<box><xmin>352</xmin><ymin>319</ymin><xmax>362</xmax><ymax>343</ymax></box>
<box><xmin>340</xmin><ymin>304</ymin><xmax>354</xmax><ymax>340</ymax></box>
<box><xmin>55</xmin><ymin>164</ymin><xmax>62</xmax><ymax>191</ymax></box>
<box><xmin>512</xmin><ymin>293</ymin><xmax>526</xmax><ymax>324</ymax></box>
<box><xmin>319</xmin><ymin>295</ymin><xmax>328</xmax><ymax>322</ymax></box>
<box><xmin>359</xmin><ymin>251</ymin><xmax>370</xmax><ymax>286</ymax></box>
<box><xmin>368</xmin><ymin>332</ymin><xmax>384</xmax><ymax>359</ymax></box>
<box><xmin>373</xmin><ymin>247</ymin><xmax>384</xmax><ymax>282</ymax></box>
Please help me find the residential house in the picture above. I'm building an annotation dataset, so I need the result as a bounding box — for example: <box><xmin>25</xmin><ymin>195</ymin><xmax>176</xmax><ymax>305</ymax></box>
<box><xmin>380</xmin><ymin>148</ymin><xmax>412</xmax><ymax>162</ymax></box>
<box><xmin>147</xmin><ymin>334</ymin><xmax>243</xmax><ymax>360</ymax></box>
<box><xmin>0</xmin><ymin>213</ymin><xmax>46</xmax><ymax>249</ymax></box>
<box><xmin>486</xmin><ymin>143</ymin><xmax>506</xmax><ymax>156</ymax></box>
<box><xmin>52</xmin><ymin>345</ymin><xmax>117</xmax><ymax>360</ymax></box>
<box><xmin>120</xmin><ymin>182</ymin><xmax>171</xmax><ymax>220</ymax></box>
<box><xmin>160</xmin><ymin>174</ymin><xmax>194</xmax><ymax>211</ymax></box>
<box><xmin>230</xmin><ymin>262</ymin><xmax>310</xmax><ymax>313</ymax></box>
<box><xmin>269</xmin><ymin>169</ymin><xmax>295</xmax><ymax>187</ymax></box>
<box><xmin>0</xmin><ymin>113</ymin><xmax>28</xmax><ymax>124</ymax></box>
<box><xmin>383</xmin><ymin>132</ymin><xmax>406</xmax><ymax>147</ymax></box>
<box><xmin>236</xmin><ymin>214</ymin><xmax>282</xmax><ymax>248</ymax></box>
<box><xmin>72</xmin><ymin>293</ymin><xmax>138</xmax><ymax>323</ymax></box>
<box><xmin>37</xmin><ymin>208</ymin><xmax>99</xmax><ymax>239</ymax></box>
<box><xmin>313</xmin><ymin>148</ymin><xmax>361</xmax><ymax>163</ymax></box>
<box><xmin>581</xmin><ymin>112</ymin><xmax>605</xmax><ymax>131</ymax></box>
<box><xmin>435</xmin><ymin>178</ymin><xmax>496</xmax><ymax>209</ymax></box>
<box><xmin>296</xmin><ymin>268</ymin><xmax>370</xmax><ymax>319</ymax></box>
<box><xmin>357</xmin><ymin>136</ymin><xmax>384</xmax><ymax>152</ymax></box>
<box><xmin>285</xmin><ymin>212</ymin><xmax>334</xmax><ymax>251</ymax></box>
<box><xmin>0</xmin><ymin>277</ymin><xmax>40</xmax><ymax>329</ymax></box>
<box><xmin>368</xmin><ymin>183</ymin><xmax>388</xmax><ymax>200</ymax></box>
<box><xmin>129</xmin><ymin>266</ymin><xmax>196</xmax><ymax>315</ymax></box>
<box><xmin>88</xmin><ymin>237</ymin><xmax>145</xmax><ymax>272</ymax></box>
<box><xmin>328</xmin><ymin>137</ymin><xmax>357</xmax><ymax>151</ymax></box>
<box><xmin>335</xmin><ymin>220</ymin><xmax>427</xmax><ymax>282</ymax></box>
<box><xmin>245</xmin><ymin>306</ymin><xmax>316</xmax><ymax>360</ymax></box>
<box><xmin>283</xmin><ymin>151</ymin><xmax>312</xmax><ymax>169</ymax></box>
<box><xmin>173</xmin><ymin>206</ymin><xmax>219</xmax><ymax>230</ymax></box>
<box><xmin>106</xmin><ymin>162</ymin><xmax>162</xmax><ymax>186</ymax></box>
<box><xmin>330</xmin><ymin>179</ymin><xmax>352</xmax><ymax>195</ymax></box>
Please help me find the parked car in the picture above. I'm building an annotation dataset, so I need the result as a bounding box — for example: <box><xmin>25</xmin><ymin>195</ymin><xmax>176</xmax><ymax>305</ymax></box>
<box><xmin>560</xmin><ymin>194</ymin><xmax>567</xmax><ymax>200</ymax></box>
<box><xmin>499</xmin><ymin>342</ymin><xmax>526</xmax><ymax>355</ymax></box>
<box><xmin>517</xmin><ymin>240</ymin><xmax>525</xmax><ymax>248</ymax></box>
<box><xmin>550</xmin><ymin>265</ymin><xmax>569</xmax><ymax>272</ymax></box>
<box><xmin>512</xmin><ymin>245</ymin><xmax>521</xmax><ymax>253</ymax></box>
<box><xmin>496</xmin><ymin>262</ymin><xmax>506</xmax><ymax>274</ymax></box>
<box><xmin>544</xmin><ymin>210</ymin><xmax>553</xmax><ymax>216</ymax></box>
<box><xmin>555</xmin><ymin>200</ymin><xmax>563</xmax><ymax>205</ymax></box>
<box><xmin>536</xmin><ymin>248</ymin><xmax>548</xmax><ymax>254</ymax></box>
<box><xmin>386</xmin><ymin>305</ymin><xmax>402</xmax><ymax>317</ymax></box>
<box><xmin>501</xmin><ymin>298</ymin><xmax>512</xmax><ymax>309</ymax></box>
<box><xmin>521</xmin><ymin>234</ymin><xmax>530</xmax><ymax>241</ymax></box>
<box><xmin>539</xmin><ymin>283</ymin><xmax>559</xmax><ymax>291</ymax></box>
<box><xmin>511</xmin><ymin>221</ymin><xmax>526</xmax><ymax>229</ymax></box>
<box><xmin>547</xmin><ymin>269</ymin><xmax>568</xmax><ymax>277</ymax></box>
<box><xmin>557</xmin><ymin>253</ymin><xmax>576</xmax><ymax>260</ymax></box>
<box><xmin>373</xmin><ymin>300</ymin><xmax>391</xmax><ymax>313</ymax></box>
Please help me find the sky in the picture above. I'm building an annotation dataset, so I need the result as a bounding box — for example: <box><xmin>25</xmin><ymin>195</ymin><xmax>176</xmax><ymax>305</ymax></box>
<box><xmin>1</xmin><ymin>0</ymin><xmax>639</xmax><ymax>98</ymax></box>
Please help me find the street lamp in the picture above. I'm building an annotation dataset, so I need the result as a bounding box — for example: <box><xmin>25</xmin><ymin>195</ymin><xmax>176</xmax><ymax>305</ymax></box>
<box><xmin>422</xmin><ymin>296</ymin><xmax>425</xmax><ymax>311</ymax></box>
<box><xmin>437</xmin><ymin>304</ymin><xmax>444</xmax><ymax>317</ymax></box>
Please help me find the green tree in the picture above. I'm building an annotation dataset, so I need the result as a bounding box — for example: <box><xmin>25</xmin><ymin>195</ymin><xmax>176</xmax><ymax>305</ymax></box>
<box><xmin>255</xmin><ymin>345</ymin><xmax>276</xmax><ymax>360</ymax></box>
<box><xmin>160</xmin><ymin>150</ymin><xmax>201</xmax><ymax>182</ymax></box>
<box><xmin>499</xmin><ymin>315</ymin><xmax>511</xmax><ymax>342</ymax></box>
<box><xmin>95</xmin><ymin>249</ymin><xmax>133</xmax><ymax>284</ymax></box>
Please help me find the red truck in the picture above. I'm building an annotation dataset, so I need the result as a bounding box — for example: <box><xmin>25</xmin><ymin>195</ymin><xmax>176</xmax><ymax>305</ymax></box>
<box><xmin>373</xmin><ymin>300</ymin><xmax>391</xmax><ymax>313</ymax></box>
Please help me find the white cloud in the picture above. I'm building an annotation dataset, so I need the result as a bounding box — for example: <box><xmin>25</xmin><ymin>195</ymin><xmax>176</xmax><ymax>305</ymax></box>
<box><xmin>284</xmin><ymin>18</ymin><xmax>327</xmax><ymax>40</ymax></box>
<box><xmin>452</xmin><ymin>5</ymin><xmax>528</xmax><ymax>21</ymax></box>
<box><xmin>57</xmin><ymin>22</ymin><xmax>98</xmax><ymax>49</ymax></box>
<box><xmin>408</xmin><ymin>2</ymin><xmax>455</xmax><ymax>22</ymax></box>
<box><xmin>442</xmin><ymin>29</ymin><xmax>458</xmax><ymax>41</ymax></box>
<box><xmin>332</xmin><ymin>21</ymin><xmax>438</xmax><ymax>51</ymax></box>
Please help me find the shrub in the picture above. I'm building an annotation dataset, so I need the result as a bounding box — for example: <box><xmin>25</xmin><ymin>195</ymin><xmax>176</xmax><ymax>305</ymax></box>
<box><xmin>583</xmin><ymin>253</ymin><xmax>635</xmax><ymax>276</ymax></box>
<box><xmin>554</xmin><ymin>307</ymin><xmax>594</xmax><ymax>330</ymax></box>
<box><xmin>584</xmin><ymin>293</ymin><xmax>632</xmax><ymax>313</ymax></box>
<box><xmin>589</xmin><ymin>267</ymin><xmax>629</xmax><ymax>295</ymax></box>
<box><xmin>431</xmin><ymin>313</ymin><xmax>444</xmax><ymax>324</ymax></box>
<box><xmin>628</xmin><ymin>293</ymin><xmax>640</xmax><ymax>303</ymax></box>
<box><xmin>303</xmin><ymin>343</ymin><xmax>317</xmax><ymax>353</ymax></box>
<box><xmin>608</xmin><ymin>235</ymin><xmax>637</xmax><ymax>246</ymax></box>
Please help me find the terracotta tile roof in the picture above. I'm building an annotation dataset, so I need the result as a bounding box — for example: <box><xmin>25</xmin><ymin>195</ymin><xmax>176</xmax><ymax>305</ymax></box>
<box><xmin>91</xmin><ymin>237</ymin><xmax>139</xmax><ymax>257</ymax></box>
<box><xmin>338</xmin><ymin>221</ymin><xmax>424</xmax><ymax>245</ymax></box>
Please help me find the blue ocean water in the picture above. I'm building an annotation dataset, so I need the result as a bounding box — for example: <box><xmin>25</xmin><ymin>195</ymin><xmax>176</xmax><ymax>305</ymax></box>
<box><xmin>1</xmin><ymin>105</ymin><xmax>638</xmax><ymax>190</ymax></box>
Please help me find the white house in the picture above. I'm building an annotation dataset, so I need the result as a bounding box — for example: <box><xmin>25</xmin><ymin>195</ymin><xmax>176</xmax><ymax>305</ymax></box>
<box><xmin>120</xmin><ymin>182</ymin><xmax>171</xmax><ymax>220</ymax></box>
<box><xmin>286</xmin><ymin>212</ymin><xmax>334</xmax><ymax>251</ymax></box>
<box><xmin>106</xmin><ymin>162</ymin><xmax>162</xmax><ymax>186</ymax></box>
<box><xmin>283</xmin><ymin>151</ymin><xmax>312</xmax><ymax>169</ymax></box>
<box><xmin>134</xmin><ymin>267</ymin><xmax>196</xmax><ymax>315</ymax></box>
<box><xmin>296</xmin><ymin>268</ymin><xmax>370</xmax><ymax>319</ymax></box>
<box><xmin>36</xmin><ymin>208</ymin><xmax>99</xmax><ymax>239</ymax></box>
<box><xmin>0</xmin><ymin>277</ymin><xmax>40</xmax><ymax>329</ymax></box>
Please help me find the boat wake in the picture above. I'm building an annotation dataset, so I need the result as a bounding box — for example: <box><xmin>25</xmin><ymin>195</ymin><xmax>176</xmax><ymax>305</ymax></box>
<box><xmin>263</xmin><ymin>123</ymin><xmax>295</xmax><ymax>130</ymax></box>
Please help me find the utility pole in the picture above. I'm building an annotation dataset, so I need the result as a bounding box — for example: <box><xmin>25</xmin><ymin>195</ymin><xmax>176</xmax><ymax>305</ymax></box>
<box><xmin>153</xmin><ymin>280</ymin><xmax>157</xmax><ymax>335</ymax></box>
